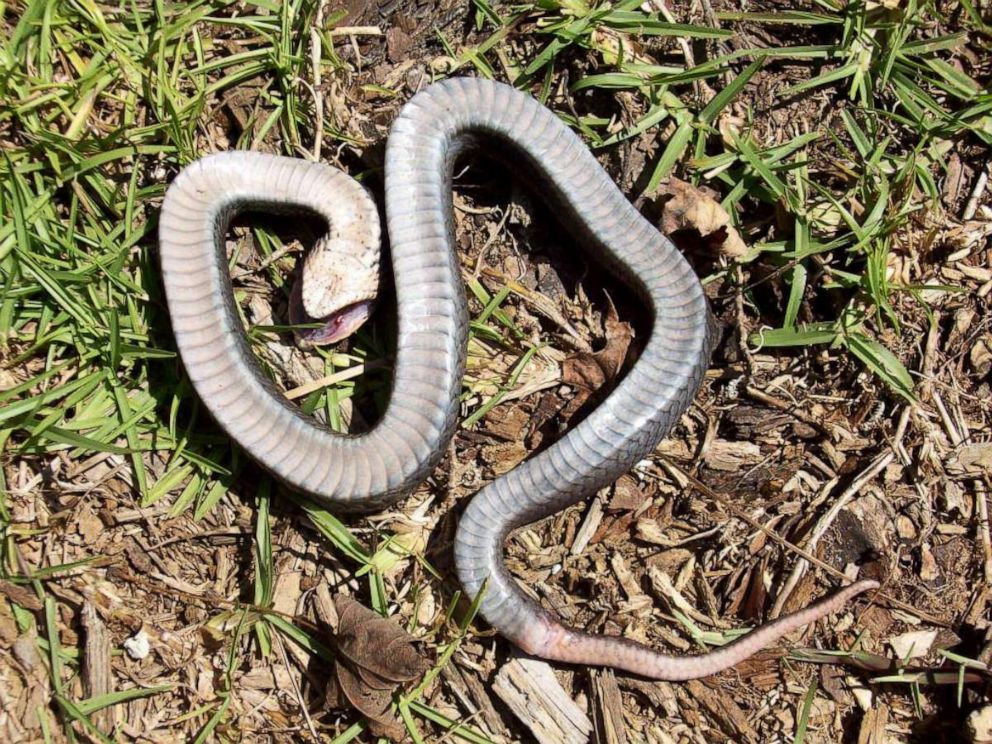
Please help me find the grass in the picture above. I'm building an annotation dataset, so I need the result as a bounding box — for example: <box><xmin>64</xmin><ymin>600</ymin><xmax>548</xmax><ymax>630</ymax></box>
<box><xmin>0</xmin><ymin>1</ymin><xmax>506</xmax><ymax>739</ymax></box>
<box><xmin>460</xmin><ymin>0</ymin><xmax>992</xmax><ymax>401</ymax></box>
<box><xmin>1</xmin><ymin>0</ymin><xmax>989</xmax><ymax>740</ymax></box>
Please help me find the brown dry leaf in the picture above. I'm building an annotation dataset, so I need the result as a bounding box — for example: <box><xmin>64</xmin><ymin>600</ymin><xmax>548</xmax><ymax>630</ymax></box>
<box><xmin>325</xmin><ymin>595</ymin><xmax>431</xmax><ymax>742</ymax></box>
<box><xmin>562</xmin><ymin>305</ymin><xmax>634</xmax><ymax>419</ymax></box>
<box><xmin>334</xmin><ymin>662</ymin><xmax>403</xmax><ymax>740</ymax></box>
<box><xmin>657</xmin><ymin>176</ymin><xmax>747</xmax><ymax>258</ymax></box>
<box><xmin>335</xmin><ymin>595</ymin><xmax>430</xmax><ymax>683</ymax></box>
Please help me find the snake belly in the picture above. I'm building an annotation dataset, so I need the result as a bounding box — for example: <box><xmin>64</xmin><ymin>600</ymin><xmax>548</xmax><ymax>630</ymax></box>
<box><xmin>159</xmin><ymin>77</ymin><xmax>877</xmax><ymax>681</ymax></box>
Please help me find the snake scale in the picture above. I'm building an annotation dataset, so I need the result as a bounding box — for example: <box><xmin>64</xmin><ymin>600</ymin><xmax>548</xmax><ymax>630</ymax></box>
<box><xmin>159</xmin><ymin>77</ymin><xmax>877</xmax><ymax>680</ymax></box>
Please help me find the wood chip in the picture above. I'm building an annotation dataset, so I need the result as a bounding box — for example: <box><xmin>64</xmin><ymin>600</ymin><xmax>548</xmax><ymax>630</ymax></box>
<box><xmin>702</xmin><ymin>439</ymin><xmax>762</xmax><ymax>471</ymax></box>
<box><xmin>492</xmin><ymin>657</ymin><xmax>592</xmax><ymax>744</ymax></box>
<box><xmin>856</xmin><ymin>701</ymin><xmax>889</xmax><ymax>744</ymax></box>
<box><xmin>570</xmin><ymin>498</ymin><xmax>604</xmax><ymax>556</ymax></box>
<box><xmin>966</xmin><ymin>705</ymin><xmax>992</xmax><ymax>743</ymax></box>
<box><xmin>82</xmin><ymin>601</ymin><xmax>115</xmax><ymax>734</ymax></box>
<box><xmin>955</xmin><ymin>442</ymin><xmax>992</xmax><ymax>474</ymax></box>
<box><xmin>888</xmin><ymin>628</ymin><xmax>938</xmax><ymax>660</ymax></box>
<box><xmin>0</xmin><ymin>580</ymin><xmax>43</xmax><ymax>611</ymax></box>
<box><xmin>271</xmin><ymin>570</ymin><xmax>302</xmax><ymax>617</ymax></box>
<box><xmin>591</xmin><ymin>669</ymin><xmax>628</xmax><ymax>744</ymax></box>
<box><xmin>608</xmin><ymin>475</ymin><xmax>646</xmax><ymax>512</ymax></box>
<box><xmin>441</xmin><ymin>663</ymin><xmax>509</xmax><ymax>741</ymax></box>
<box><xmin>685</xmin><ymin>680</ymin><xmax>757</xmax><ymax>742</ymax></box>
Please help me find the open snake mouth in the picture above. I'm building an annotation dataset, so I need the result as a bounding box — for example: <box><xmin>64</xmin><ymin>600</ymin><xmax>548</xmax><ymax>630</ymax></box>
<box><xmin>288</xmin><ymin>279</ymin><xmax>373</xmax><ymax>347</ymax></box>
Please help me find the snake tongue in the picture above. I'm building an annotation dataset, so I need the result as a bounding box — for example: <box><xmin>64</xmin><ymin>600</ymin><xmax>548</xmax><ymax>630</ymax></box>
<box><xmin>289</xmin><ymin>280</ymin><xmax>373</xmax><ymax>347</ymax></box>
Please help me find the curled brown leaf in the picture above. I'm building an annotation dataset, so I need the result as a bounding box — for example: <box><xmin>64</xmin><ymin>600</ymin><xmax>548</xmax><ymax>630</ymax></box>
<box><xmin>561</xmin><ymin>304</ymin><xmax>634</xmax><ymax>419</ymax></box>
<box><xmin>657</xmin><ymin>176</ymin><xmax>747</xmax><ymax>258</ymax></box>
<box><xmin>323</xmin><ymin>595</ymin><xmax>431</xmax><ymax>742</ymax></box>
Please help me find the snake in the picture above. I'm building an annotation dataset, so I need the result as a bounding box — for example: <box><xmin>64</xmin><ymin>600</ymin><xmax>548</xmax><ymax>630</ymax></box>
<box><xmin>159</xmin><ymin>77</ymin><xmax>877</xmax><ymax>681</ymax></box>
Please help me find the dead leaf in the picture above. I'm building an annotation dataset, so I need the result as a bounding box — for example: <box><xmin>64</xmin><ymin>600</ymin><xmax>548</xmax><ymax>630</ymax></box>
<box><xmin>324</xmin><ymin>595</ymin><xmax>431</xmax><ymax>742</ymax></box>
<box><xmin>657</xmin><ymin>176</ymin><xmax>747</xmax><ymax>258</ymax></box>
<box><xmin>561</xmin><ymin>304</ymin><xmax>633</xmax><ymax>419</ymax></box>
<box><xmin>334</xmin><ymin>661</ymin><xmax>402</xmax><ymax>739</ymax></box>
<box><xmin>335</xmin><ymin>596</ymin><xmax>430</xmax><ymax>683</ymax></box>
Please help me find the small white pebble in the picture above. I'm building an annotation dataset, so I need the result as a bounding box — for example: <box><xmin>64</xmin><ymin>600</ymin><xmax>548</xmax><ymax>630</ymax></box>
<box><xmin>550</xmin><ymin>563</ymin><xmax>562</xmax><ymax>575</ymax></box>
<box><xmin>123</xmin><ymin>629</ymin><xmax>151</xmax><ymax>660</ymax></box>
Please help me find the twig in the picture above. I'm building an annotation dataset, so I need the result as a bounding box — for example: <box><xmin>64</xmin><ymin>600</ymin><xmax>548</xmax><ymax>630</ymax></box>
<box><xmin>328</xmin><ymin>25</ymin><xmax>382</xmax><ymax>36</ymax></box>
<box><xmin>962</xmin><ymin>162</ymin><xmax>990</xmax><ymax>220</ymax></box>
<box><xmin>648</xmin><ymin>567</ymin><xmax>731</xmax><ymax>629</ymax></box>
<box><xmin>657</xmin><ymin>459</ymin><xmax>950</xmax><ymax>626</ymax></box>
<box><xmin>697</xmin><ymin>0</ymin><xmax>735</xmax><ymax>77</ymax></box>
<box><xmin>770</xmin><ymin>450</ymin><xmax>893</xmax><ymax>618</ymax></box>
<box><xmin>885</xmin><ymin>406</ymin><xmax>934</xmax><ymax>543</ymax></box>
<box><xmin>919</xmin><ymin>311</ymin><xmax>941</xmax><ymax>403</ymax></box>
<box><xmin>284</xmin><ymin>360</ymin><xmax>388</xmax><ymax>401</ymax></box>
<box><xmin>274</xmin><ymin>632</ymin><xmax>320</xmax><ymax>743</ymax></box>
<box><xmin>108</xmin><ymin>561</ymin><xmax>324</xmax><ymax>633</ymax></box>
<box><xmin>648</xmin><ymin>0</ymin><xmax>711</xmax><ymax>105</ymax></box>
<box><xmin>978</xmin><ymin>476</ymin><xmax>992</xmax><ymax>583</ymax></box>
<box><xmin>744</xmin><ymin>385</ymin><xmax>840</xmax><ymax>439</ymax></box>
<box><xmin>230</xmin><ymin>243</ymin><xmax>298</xmax><ymax>280</ymax></box>
<box><xmin>309</xmin><ymin>2</ymin><xmax>326</xmax><ymax>161</ymax></box>
<box><xmin>941</xmin><ymin>389</ymin><xmax>992</xmax><ymax>585</ymax></box>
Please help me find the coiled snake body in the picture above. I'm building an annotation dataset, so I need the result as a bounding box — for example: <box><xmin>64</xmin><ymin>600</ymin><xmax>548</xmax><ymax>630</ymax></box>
<box><xmin>160</xmin><ymin>78</ymin><xmax>876</xmax><ymax>680</ymax></box>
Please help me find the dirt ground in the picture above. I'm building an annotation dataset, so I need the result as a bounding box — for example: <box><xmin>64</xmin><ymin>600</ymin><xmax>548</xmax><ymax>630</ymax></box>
<box><xmin>2</xmin><ymin>0</ymin><xmax>991</xmax><ymax>743</ymax></box>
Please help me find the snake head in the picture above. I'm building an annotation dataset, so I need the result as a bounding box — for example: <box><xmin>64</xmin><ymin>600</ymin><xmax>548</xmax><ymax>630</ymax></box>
<box><xmin>289</xmin><ymin>234</ymin><xmax>380</xmax><ymax>348</ymax></box>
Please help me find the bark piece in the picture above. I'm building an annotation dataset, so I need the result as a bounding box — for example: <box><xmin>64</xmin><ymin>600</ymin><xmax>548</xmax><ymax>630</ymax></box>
<box><xmin>857</xmin><ymin>702</ymin><xmax>889</xmax><ymax>744</ymax></box>
<box><xmin>441</xmin><ymin>663</ymin><xmax>509</xmax><ymax>741</ymax></box>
